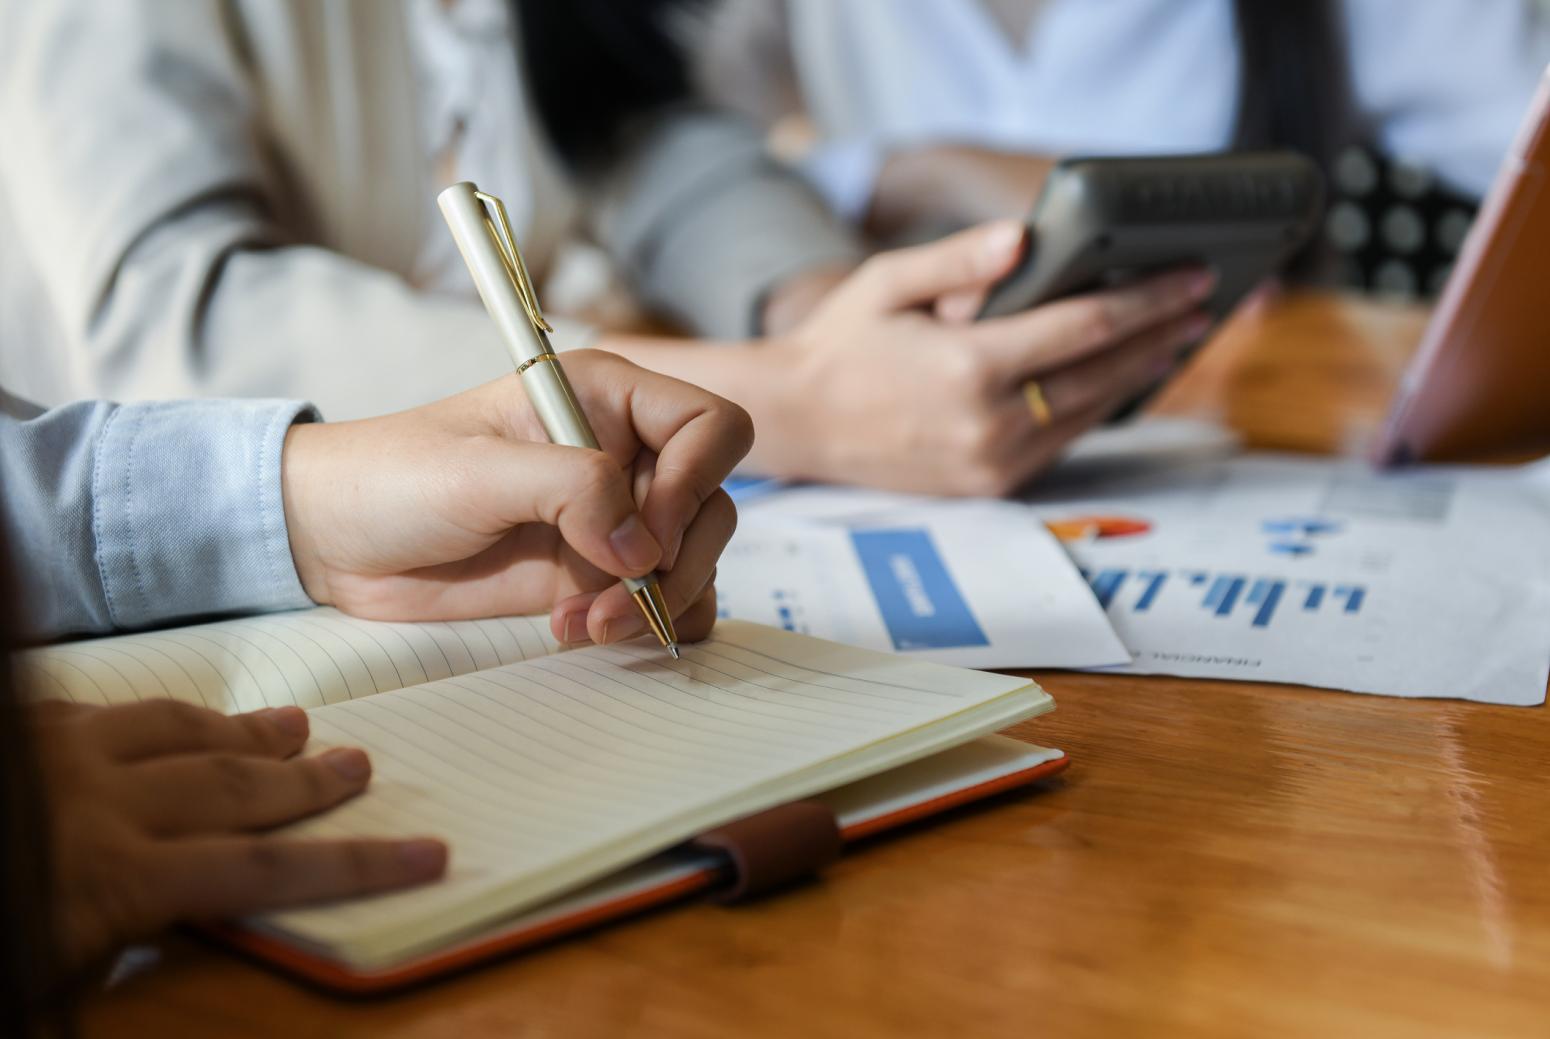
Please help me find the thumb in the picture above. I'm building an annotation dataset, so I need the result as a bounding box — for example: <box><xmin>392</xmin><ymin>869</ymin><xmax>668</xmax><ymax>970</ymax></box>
<box><xmin>509</xmin><ymin>444</ymin><xmax>663</xmax><ymax>579</ymax></box>
<box><xmin>847</xmin><ymin>219</ymin><xmax>1026</xmax><ymax>313</ymax></box>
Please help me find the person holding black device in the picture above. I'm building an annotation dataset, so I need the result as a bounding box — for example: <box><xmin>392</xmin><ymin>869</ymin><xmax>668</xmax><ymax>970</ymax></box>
<box><xmin>1</xmin><ymin>1</ymin><xmax>1208</xmax><ymax>497</ymax></box>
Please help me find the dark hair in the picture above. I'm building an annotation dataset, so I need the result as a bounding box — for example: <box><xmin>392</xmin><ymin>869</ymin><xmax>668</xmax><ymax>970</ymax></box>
<box><xmin>0</xmin><ymin>537</ymin><xmax>64</xmax><ymax>1036</ymax></box>
<box><xmin>1230</xmin><ymin>0</ymin><xmax>1355</xmax><ymax>172</ymax></box>
<box><xmin>1230</xmin><ymin>0</ymin><xmax>1354</xmax><ymax>279</ymax></box>
<box><xmin>513</xmin><ymin>0</ymin><xmax>713</xmax><ymax>171</ymax></box>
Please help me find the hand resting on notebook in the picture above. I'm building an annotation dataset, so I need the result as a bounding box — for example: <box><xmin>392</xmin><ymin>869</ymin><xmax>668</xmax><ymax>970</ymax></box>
<box><xmin>281</xmin><ymin>350</ymin><xmax>753</xmax><ymax>647</ymax></box>
<box><xmin>29</xmin><ymin>699</ymin><xmax>446</xmax><ymax>979</ymax></box>
<box><xmin>2</xmin><ymin>351</ymin><xmax>748</xmax><ymax>1001</ymax></box>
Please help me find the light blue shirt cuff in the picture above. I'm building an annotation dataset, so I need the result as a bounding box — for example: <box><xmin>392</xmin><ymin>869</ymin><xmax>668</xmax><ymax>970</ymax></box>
<box><xmin>92</xmin><ymin>399</ymin><xmax>317</xmax><ymax>630</ymax></box>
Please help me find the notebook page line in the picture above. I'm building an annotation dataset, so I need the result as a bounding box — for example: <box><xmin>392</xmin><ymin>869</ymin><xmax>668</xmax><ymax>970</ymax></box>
<box><xmin>549</xmin><ymin>651</ymin><xmax>923</xmax><ymax>720</ymax></box>
<box><xmin>519</xmin><ymin>655</ymin><xmax>884</xmax><ymax>744</ymax></box>
<box><xmin>609</xmin><ymin>640</ymin><xmax>962</xmax><ymax>698</ymax></box>
<box><xmin>500</xmin><ymin>649</ymin><xmax>955</xmax><ymax>754</ymax></box>
<box><xmin>15</xmin><ymin>607</ymin><xmax>558</xmax><ymax>711</ymax></box>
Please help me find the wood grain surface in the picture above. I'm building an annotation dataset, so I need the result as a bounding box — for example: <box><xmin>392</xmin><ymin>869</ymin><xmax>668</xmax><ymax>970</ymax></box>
<box><xmin>82</xmin><ymin>294</ymin><xmax>1550</xmax><ymax>1039</ymax></box>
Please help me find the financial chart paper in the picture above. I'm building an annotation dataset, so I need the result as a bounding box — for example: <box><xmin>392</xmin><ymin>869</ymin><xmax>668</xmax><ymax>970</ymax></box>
<box><xmin>742</xmin><ymin>454</ymin><xmax>1550</xmax><ymax>705</ymax></box>
<box><xmin>715</xmin><ymin>504</ymin><xmax>1129</xmax><ymax>671</ymax></box>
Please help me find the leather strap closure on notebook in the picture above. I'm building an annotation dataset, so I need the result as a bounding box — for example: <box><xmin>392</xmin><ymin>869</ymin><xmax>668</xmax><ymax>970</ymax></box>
<box><xmin>691</xmin><ymin>800</ymin><xmax>843</xmax><ymax>903</ymax></box>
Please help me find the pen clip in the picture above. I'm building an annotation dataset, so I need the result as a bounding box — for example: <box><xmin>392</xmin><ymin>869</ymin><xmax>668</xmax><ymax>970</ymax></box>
<box><xmin>474</xmin><ymin>190</ymin><xmax>554</xmax><ymax>335</ymax></box>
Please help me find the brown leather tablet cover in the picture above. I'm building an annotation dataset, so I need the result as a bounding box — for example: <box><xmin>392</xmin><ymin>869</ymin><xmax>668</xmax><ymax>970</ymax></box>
<box><xmin>1379</xmin><ymin>72</ymin><xmax>1550</xmax><ymax>463</ymax></box>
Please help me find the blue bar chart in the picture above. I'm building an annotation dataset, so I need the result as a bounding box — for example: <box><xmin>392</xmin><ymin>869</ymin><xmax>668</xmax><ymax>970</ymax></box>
<box><xmin>1080</xmin><ymin>568</ymin><xmax>1367</xmax><ymax>628</ymax></box>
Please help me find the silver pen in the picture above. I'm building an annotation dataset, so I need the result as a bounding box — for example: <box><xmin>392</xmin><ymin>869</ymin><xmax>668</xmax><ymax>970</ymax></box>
<box><xmin>438</xmin><ymin>181</ymin><xmax>680</xmax><ymax>658</ymax></box>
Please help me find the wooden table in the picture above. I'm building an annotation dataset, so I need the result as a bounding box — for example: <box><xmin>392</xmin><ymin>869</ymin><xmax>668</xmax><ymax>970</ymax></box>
<box><xmin>84</xmin><ymin>294</ymin><xmax>1550</xmax><ymax>1039</ymax></box>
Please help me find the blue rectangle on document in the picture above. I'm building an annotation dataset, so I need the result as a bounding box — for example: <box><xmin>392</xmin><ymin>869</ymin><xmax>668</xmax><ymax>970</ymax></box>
<box><xmin>849</xmin><ymin>529</ymin><xmax>990</xmax><ymax>651</ymax></box>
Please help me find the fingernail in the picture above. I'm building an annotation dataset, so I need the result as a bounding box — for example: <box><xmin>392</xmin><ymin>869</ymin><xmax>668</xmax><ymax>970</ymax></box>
<box><xmin>259</xmin><ymin>706</ymin><xmax>308</xmax><ymax>741</ymax></box>
<box><xmin>1189</xmin><ymin>269</ymin><xmax>1218</xmax><ymax>300</ymax></box>
<box><xmin>1184</xmin><ymin>314</ymin><xmax>1213</xmax><ymax>340</ymax></box>
<box><xmin>601</xmin><ymin>612</ymin><xmax>645</xmax><ymax>644</ymax></box>
<box><xmin>609</xmin><ymin>513</ymin><xmax>661</xmax><ymax>572</ymax></box>
<box><xmin>396</xmin><ymin>839</ymin><xmax>448</xmax><ymax>877</ymax></box>
<box><xmin>559</xmin><ymin>608</ymin><xmax>588</xmax><ymax>644</ymax></box>
<box><xmin>981</xmin><ymin>222</ymin><xmax>1025</xmax><ymax>268</ymax></box>
<box><xmin>321</xmin><ymin>747</ymin><xmax>370</xmax><ymax>782</ymax></box>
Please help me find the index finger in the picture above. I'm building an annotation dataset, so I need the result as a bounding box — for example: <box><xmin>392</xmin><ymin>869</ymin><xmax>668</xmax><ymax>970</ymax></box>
<box><xmin>147</xmin><ymin>835</ymin><xmax>448</xmax><ymax>922</ymax></box>
<box><xmin>585</xmin><ymin>356</ymin><xmax>754</xmax><ymax>570</ymax></box>
<box><xmin>87</xmin><ymin>701</ymin><xmax>310</xmax><ymax>762</ymax></box>
<box><xmin>973</xmin><ymin>267</ymin><xmax>1216</xmax><ymax>384</ymax></box>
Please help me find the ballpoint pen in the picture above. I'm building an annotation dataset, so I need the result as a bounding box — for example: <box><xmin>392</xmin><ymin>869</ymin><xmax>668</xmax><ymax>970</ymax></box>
<box><xmin>438</xmin><ymin>181</ymin><xmax>681</xmax><ymax>659</ymax></box>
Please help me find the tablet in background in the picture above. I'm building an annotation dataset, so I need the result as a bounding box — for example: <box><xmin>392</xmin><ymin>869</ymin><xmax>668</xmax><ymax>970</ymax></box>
<box><xmin>1377</xmin><ymin>69</ymin><xmax>1550</xmax><ymax>464</ymax></box>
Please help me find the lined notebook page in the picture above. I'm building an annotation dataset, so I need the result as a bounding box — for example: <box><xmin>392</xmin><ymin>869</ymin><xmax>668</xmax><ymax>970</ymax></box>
<box><xmin>14</xmin><ymin>607</ymin><xmax>558</xmax><ymax>713</ymax></box>
<box><xmin>261</xmin><ymin>621</ymin><xmax>1050</xmax><ymax>968</ymax></box>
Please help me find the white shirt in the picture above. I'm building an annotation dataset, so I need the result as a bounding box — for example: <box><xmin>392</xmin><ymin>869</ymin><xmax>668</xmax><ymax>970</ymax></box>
<box><xmin>405</xmin><ymin>0</ymin><xmax>576</xmax><ymax>291</ymax></box>
<box><xmin>747</xmin><ymin>0</ymin><xmax>1550</xmax><ymax>220</ymax></box>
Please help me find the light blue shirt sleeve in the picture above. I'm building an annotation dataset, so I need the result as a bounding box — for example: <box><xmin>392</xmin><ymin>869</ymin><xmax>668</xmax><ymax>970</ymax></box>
<box><xmin>0</xmin><ymin>390</ymin><xmax>317</xmax><ymax>642</ymax></box>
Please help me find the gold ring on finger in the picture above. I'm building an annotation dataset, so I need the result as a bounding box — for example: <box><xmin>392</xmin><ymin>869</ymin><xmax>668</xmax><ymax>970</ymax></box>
<box><xmin>1023</xmin><ymin>379</ymin><xmax>1054</xmax><ymax>427</ymax></box>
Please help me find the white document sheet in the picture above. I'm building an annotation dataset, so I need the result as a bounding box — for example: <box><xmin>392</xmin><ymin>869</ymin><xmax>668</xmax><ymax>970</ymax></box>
<box><xmin>1024</xmin><ymin>454</ymin><xmax>1550</xmax><ymax>704</ymax></box>
<box><xmin>716</xmin><ymin>505</ymin><xmax>1130</xmax><ymax>670</ymax></box>
<box><xmin>742</xmin><ymin>451</ymin><xmax>1550</xmax><ymax>705</ymax></box>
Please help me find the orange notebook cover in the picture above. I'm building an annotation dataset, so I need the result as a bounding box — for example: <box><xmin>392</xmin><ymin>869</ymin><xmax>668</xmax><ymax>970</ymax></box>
<box><xmin>209</xmin><ymin>736</ymin><xmax>1067</xmax><ymax>995</ymax></box>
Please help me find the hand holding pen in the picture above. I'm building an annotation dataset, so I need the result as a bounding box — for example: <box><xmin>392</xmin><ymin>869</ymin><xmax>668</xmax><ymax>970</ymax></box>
<box><xmin>436</xmin><ymin>182</ymin><xmax>747</xmax><ymax>655</ymax></box>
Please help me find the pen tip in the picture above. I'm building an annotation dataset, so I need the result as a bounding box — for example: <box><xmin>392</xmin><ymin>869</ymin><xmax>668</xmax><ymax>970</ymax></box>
<box><xmin>668</xmin><ymin>644</ymin><xmax>681</xmax><ymax>660</ymax></box>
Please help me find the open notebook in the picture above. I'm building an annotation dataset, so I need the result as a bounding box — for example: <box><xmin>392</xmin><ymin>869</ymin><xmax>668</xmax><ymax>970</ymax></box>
<box><xmin>18</xmin><ymin>608</ymin><xmax>1063</xmax><ymax>991</ymax></box>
